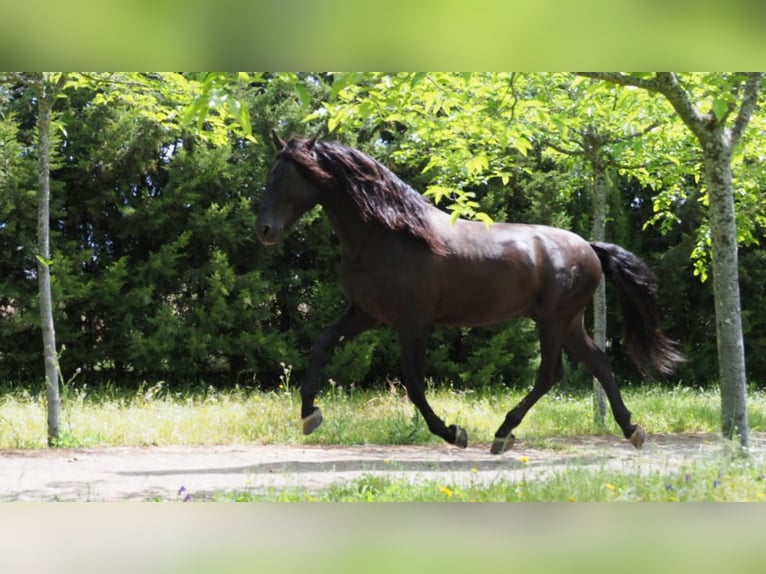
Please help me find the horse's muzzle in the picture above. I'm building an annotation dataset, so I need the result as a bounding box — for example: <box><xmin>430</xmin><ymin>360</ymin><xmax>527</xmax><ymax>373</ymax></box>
<box><xmin>256</xmin><ymin>221</ymin><xmax>282</xmax><ymax>246</ymax></box>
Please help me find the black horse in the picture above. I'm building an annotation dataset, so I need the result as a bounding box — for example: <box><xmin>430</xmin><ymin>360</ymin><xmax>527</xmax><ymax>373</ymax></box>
<box><xmin>256</xmin><ymin>133</ymin><xmax>684</xmax><ymax>454</ymax></box>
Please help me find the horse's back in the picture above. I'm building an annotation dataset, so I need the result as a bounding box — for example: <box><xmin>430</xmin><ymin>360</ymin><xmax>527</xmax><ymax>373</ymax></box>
<box><xmin>429</xmin><ymin>220</ymin><xmax>602</xmax><ymax>325</ymax></box>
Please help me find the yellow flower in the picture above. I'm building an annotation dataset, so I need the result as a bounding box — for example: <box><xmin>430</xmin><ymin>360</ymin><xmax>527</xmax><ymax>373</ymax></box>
<box><xmin>383</xmin><ymin>459</ymin><xmax>391</xmax><ymax>464</ymax></box>
<box><xmin>470</xmin><ymin>467</ymin><xmax>479</xmax><ymax>473</ymax></box>
<box><xmin>519</xmin><ymin>456</ymin><xmax>529</xmax><ymax>464</ymax></box>
<box><xmin>568</xmin><ymin>496</ymin><xmax>576</xmax><ymax>502</ymax></box>
<box><xmin>438</xmin><ymin>486</ymin><xmax>454</xmax><ymax>497</ymax></box>
<box><xmin>605</xmin><ymin>483</ymin><xmax>616</xmax><ymax>491</ymax></box>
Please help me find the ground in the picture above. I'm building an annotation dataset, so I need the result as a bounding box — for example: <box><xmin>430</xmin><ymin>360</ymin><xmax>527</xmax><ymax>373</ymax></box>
<box><xmin>3</xmin><ymin>432</ymin><xmax>763</xmax><ymax>501</ymax></box>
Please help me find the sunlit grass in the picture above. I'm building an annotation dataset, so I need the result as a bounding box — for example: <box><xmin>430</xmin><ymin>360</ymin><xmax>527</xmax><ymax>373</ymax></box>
<box><xmin>217</xmin><ymin>448</ymin><xmax>766</xmax><ymax>502</ymax></box>
<box><xmin>0</xmin><ymin>381</ymin><xmax>765</xmax><ymax>449</ymax></box>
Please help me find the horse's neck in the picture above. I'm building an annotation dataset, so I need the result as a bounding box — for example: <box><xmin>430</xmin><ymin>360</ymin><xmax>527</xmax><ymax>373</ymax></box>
<box><xmin>320</xmin><ymin>187</ymin><xmax>377</xmax><ymax>254</ymax></box>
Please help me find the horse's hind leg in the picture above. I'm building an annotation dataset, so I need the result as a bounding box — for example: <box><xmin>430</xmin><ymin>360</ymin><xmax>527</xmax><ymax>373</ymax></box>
<box><xmin>563</xmin><ymin>316</ymin><xmax>645</xmax><ymax>448</ymax></box>
<box><xmin>399</xmin><ymin>328</ymin><xmax>468</xmax><ymax>448</ymax></box>
<box><xmin>491</xmin><ymin>324</ymin><xmax>565</xmax><ymax>454</ymax></box>
<box><xmin>300</xmin><ymin>304</ymin><xmax>377</xmax><ymax>434</ymax></box>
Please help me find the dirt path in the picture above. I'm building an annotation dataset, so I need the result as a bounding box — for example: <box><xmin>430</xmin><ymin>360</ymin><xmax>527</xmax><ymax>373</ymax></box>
<box><xmin>2</xmin><ymin>432</ymin><xmax>763</xmax><ymax>501</ymax></box>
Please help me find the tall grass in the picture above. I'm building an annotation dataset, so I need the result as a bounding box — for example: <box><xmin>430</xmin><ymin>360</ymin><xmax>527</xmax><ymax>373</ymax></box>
<box><xmin>1</xmin><ymin>381</ymin><xmax>764</xmax><ymax>449</ymax></box>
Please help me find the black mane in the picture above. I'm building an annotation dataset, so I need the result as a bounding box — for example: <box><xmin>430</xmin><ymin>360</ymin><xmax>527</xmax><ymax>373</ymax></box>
<box><xmin>280</xmin><ymin>138</ymin><xmax>450</xmax><ymax>255</ymax></box>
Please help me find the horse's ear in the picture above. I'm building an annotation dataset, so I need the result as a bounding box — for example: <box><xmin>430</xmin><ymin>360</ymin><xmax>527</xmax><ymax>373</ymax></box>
<box><xmin>271</xmin><ymin>130</ymin><xmax>286</xmax><ymax>151</ymax></box>
<box><xmin>307</xmin><ymin>124</ymin><xmax>325</xmax><ymax>150</ymax></box>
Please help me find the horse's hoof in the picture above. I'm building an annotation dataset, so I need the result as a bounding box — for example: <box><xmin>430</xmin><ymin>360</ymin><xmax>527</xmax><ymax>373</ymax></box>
<box><xmin>452</xmin><ymin>425</ymin><xmax>468</xmax><ymax>449</ymax></box>
<box><xmin>629</xmin><ymin>424</ymin><xmax>646</xmax><ymax>449</ymax></box>
<box><xmin>490</xmin><ymin>434</ymin><xmax>515</xmax><ymax>455</ymax></box>
<box><xmin>302</xmin><ymin>408</ymin><xmax>323</xmax><ymax>435</ymax></box>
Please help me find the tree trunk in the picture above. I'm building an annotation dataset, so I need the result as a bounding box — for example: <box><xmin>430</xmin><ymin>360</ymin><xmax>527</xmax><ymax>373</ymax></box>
<box><xmin>576</xmin><ymin>72</ymin><xmax>759</xmax><ymax>449</ymax></box>
<box><xmin>703</xmin><ymin>137</ymin><xmax>749</xmax><ymax>446</ymax></box>
<box><xmin>590</xmin><ymin>156</ymin><xmax>608</xmax><ymax>428</ymax></box>
<box><xmin>34</xmin><ymin>75</ymin><xmax>60</xmax><ymax>446</ymax></box>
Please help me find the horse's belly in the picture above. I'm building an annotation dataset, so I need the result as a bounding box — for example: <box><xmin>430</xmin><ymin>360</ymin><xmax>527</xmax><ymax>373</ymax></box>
<box><xmin>433</xmin><ymin>295</ymin><xmax>532</xmax><ymax>327</ymax></box>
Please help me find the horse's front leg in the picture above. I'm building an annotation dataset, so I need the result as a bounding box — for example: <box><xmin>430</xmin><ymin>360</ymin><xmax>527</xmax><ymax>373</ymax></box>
<box><xmin>301</xmin><ymin>304</ymin><xmax>377</xmax><ymax>434</ymax></box>
<box><xmin>398</xmin><ymin>328</ymin><xmax>468</xmax><ymax>448</ymax></box>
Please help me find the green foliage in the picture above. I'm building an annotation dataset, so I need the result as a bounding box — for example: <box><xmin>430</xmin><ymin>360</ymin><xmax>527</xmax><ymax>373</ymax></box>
<box><xmin>1</xmin><ymin>72</ymin><xmax>766</xmax><ymax>394</ymax></box>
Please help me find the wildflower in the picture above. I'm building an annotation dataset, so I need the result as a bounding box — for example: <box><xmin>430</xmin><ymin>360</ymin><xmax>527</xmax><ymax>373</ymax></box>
<box><xmin>519</xmin><ymin>456</ymin><xmax>529</xmax><ymax>464</ymax></box>
<box><xmin>605</xmin><ymin>483</ymin><xmax>616</xmax><ymax>491</ymax></box>
<box><xmin>665</xmin><ymin>484</ymin><xmax>674</xmax><ymax>491</ymax></box>
<box><xmin>183</xmin><ymin>493</ymin><xmax>192</xmax><ymax>502</ymax></box>
<box><xmin>383</xmin><ymin>459</ymin><xmax>391</xmax><ymax>464</ymax></box>
<box><xmin>713</xmin><ymin>479</ymin><xmax>721</xmax><ymax>488</ymax></box>
<box><xmin>438</xmin><ymin>486</ymin><xmax>454</xmax><ymax>497</ymax></box>
<box><xmin>568</xmin><ymin>496</ymin><xmax>576</xmax><ymax>502</ymax></box>
<box><xmin>470</xmin><ymin>467</ymin><xmax>479</xmax><ymax>474</ymax></box>
<box><xmin>178</xmin><ymin>486</ymin><xmax>187</xmax><ymax>496</ymax></box>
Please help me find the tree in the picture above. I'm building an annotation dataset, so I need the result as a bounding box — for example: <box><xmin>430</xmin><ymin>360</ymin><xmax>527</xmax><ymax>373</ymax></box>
<box><xmin>0</xmin><ymin>73</ymin><xmax>69</xmax><ymax>445</ymax></box>
<box><xmin>580</xmin><ymin>72</ymin><xmax>764</xmax><ymax>447</ymax></box>
<box><xmin>35</xmin><ymin>73</ymin><xmax>68</xmax><ymax>445</ymax></box>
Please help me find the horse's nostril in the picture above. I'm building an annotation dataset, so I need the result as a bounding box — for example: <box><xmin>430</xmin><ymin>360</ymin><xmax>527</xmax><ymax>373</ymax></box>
<box><xmin>258</xmin><ymin>222</ymin><xmax>279</xmax><ymax>245</ymax></box>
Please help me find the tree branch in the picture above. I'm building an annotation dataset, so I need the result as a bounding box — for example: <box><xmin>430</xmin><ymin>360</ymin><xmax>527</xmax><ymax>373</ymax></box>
<box><xmin>651</xmin><ymin>73</ymin><xmax>710</xmax><ymax>141</ymax></box>
<box><xmin>545</xmin><ymin>139</ymin><xmax>583</xmax><ymax>157</ymax></box>
<box><xmin>612</xmin><ymin>158</ymin><xmax>677</xmax><ymax>171</ymax></box>
<box><xmin>507</xmin><ymin>72</ymin><xmax>519</xmax><ymax>122</ymax></box>
<box><xmin>576</xmin><ymin>72</ymin><xmax>660</xmax><ymax>91</ymax></box>
<box><xmin>730</xmin><ymin>72</ymin><xmax>764</xmax><ymax>148</ymax></box>
<box><xmin>580</xmin><ymin>72</ymin><xmax>710</xmax><ymax>142</ymax></box>
<box><xmin>609</xmin><ymin>120</ymin><xmax>662</xmax><ymax>144</ymax></box>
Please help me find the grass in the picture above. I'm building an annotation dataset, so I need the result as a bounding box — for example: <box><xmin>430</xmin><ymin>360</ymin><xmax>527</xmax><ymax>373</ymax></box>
<box><xmin>216</xmin><ymin>455</ymin><xmax>766</xmax><ymax>502</ymax></box>
<box><xmin>0</xmin><ymin>381</ymin><xmax>764</xmax><ymax>449</ymax></box>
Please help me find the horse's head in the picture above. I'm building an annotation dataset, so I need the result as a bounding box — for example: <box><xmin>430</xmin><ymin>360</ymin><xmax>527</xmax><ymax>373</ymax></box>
<box><xmin>256</xmin><ymin>132</ymin><xmax>323</xmax><ymax>245</ymax></box>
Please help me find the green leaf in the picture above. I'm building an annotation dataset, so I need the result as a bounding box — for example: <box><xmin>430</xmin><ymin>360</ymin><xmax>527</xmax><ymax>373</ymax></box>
<box><xmin>466</xmin><ymin>155</ymin><xmax>489</xmax><ymax>175</ymax></box>
<box><xmin>475</xmin><ymin>212</ymin><xmax>494</xmax><ymax>228</ymax></box>
<box><xmin>237</xmin><ymin>104</ymin><xmax>252</xmax><ymax>137</ymax></box>
<box><xmin>182</xmin><ymin>96</ymin><xmax>208</xmax><ymax>127</ymax></box>
<box><xmin>424</xmin><ymin>185</ymin><xmax>453</xmax><ymax>204</ymax></box>
<box><xmin>330</xmin><ymin>73</ymin><xmax>360</xmax><ymax>101</ymax></box>
<box><xmin>409</xmin><ymin>72</ymin><xmax>428</xmax><ymax>87</ymax></box>
<box><xmin>52</xmin><ymin>120</ymin><xmax>68</xmax><ymax>138</ymax></box>
<box><xmin>711</xmin><ymin>98</ymin><xmax>729</xmax><ymax>122</ymax></box>
<box><xmin>294</xmin><ymin>83</ymin><xmax>312</xmax><ymax>108</ymax></box>
<box><xmin>35</xmin><ymin>254</ymin><xmax>54</xmax><ymax>267</ymax></box>
<box><xmin>514</xmin><ymin>137</ymin><xmax>532</xmax><ymax>157</ymax></box>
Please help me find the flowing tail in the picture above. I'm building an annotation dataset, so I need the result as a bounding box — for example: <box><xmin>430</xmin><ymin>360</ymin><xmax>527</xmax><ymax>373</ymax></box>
<box><xmin>590</xmin><ymin>241</ymin><xmax>686</xmax><ymax>376</ymax></box>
